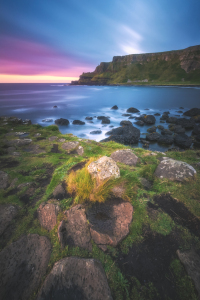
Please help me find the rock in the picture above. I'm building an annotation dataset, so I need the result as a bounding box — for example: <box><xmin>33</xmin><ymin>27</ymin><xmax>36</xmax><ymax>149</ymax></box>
<box><xmin>0</xmin><ymin>171</ymin><xmax>9</xmax><ymax>189</ymax></box>
<box><xmin>53</xmin><ymin>105</ymin><xmax>57</xmax><ymax>108</ymax></box>
<box><xmin>7</xmin><ymin>146</ymin><xmax>16</xmax><ymax>154</ymax></box>
<box><xmin>180</xmin><ymin>107</ymin><xmax>184</xmax><ymax>109</ymax></box>
<box><xmin>38</xmin><ymin>201</ymin><xmax>61</xmax><ymax>231</ymax></box>
<box><xmin>53</xmin><ymin>184</ymin><xmax>66</xmax><ymax>199</ymax></box>
<box><xmin>154</xmin><ymin>113</ymin><xmax>161</xmax><ymax>116</ymax></box>
<box><xmin>9</xmin><ymin>117</ymin><xmax>23</xmax><ymax>124</ymax></box>
<box><xmin>176</xmin><ymin>118</ymin><xmax>195</xmax><ymax>129</ymax></box>
<box><xmin>0</xmin><ymin>204</ymin><xmax>19</xmax><ymax>236</ymax></box>
<box><xmin>57</xmin><ymin>138</ymin><xmax>66</xmax><ymax>142</ymax></box>
<box><xmin>36</xmin><ymin>257</ymin><xmax>113</xmax><ymax>300</ymax></box>
<box><xmin>161</xmin><ymin>129</ymin><xmax>173</xmax><ymax>135</ymax></box>
<box><xmin>50</xmin><ymin>144</ymin><xmax>60</xmax><ymax>153</ymax></box>
<box><xmin>127</xmin><ymin>107</ymin><xmax>140</xmax><ymax>113</ymax></box>
<box><xmin>144</xmin><ymin>108</ymin><xmax>149</xmax><ymax>110</ymax></box>
<box><xmin>72</xmin><ymin>120</ymin><xmax>85</xmax><ymax>125</ymax></box>
<box><xmin>160</xmin><ymin>114</ymin><xmax>169</xmax><ymax>121</ymax></box>
<box><xmin>166</xmin><ymin>117</ymin><xmax>177</xmax><ymax>123</ymax></box>
<box><xmin>147</xmin><ymin>126</ymin><xmax>157</xmax><ymax>133</ymax></box>
<box><xmin>86</xmin><ymin>199</ymin><xmax>133</xmax><ymax>251</ymax></box>
<box><xmin>140</xmin><ymin>178</ymin><xmax>152</xmax><ymax>190</ymax></box>
<box><xmin>135</xmin><ymin>120</ymin><xmax>144</xmax><ymax>126</ymax></box>
<box><xmin>111</xmin><ymin>185</ymin><xmax>126</xmax><ymax>198</ymax></box>
<box><xmin>90</xmin><ymin>130</ymin><xmax>102</xmax><ymax>134</ymax></box>
<box><xmin>111</xmin><ymin>105</ymin><xmax>118</xmax><ymax>110</ymax></box>
<box><xmin>183</xmin><ymin>108</ymin><xmax>200</xmax><ymax>117</ymax></box>
<box><xmin>193</xmin><ymin>124</ymin><xmax>200</xmax><ymax>135</ymax></box>
<box><xmin>0</xmin><ymin>234</ymin><xmax>51</xmax><ymax>300</ymax></box>
<box><xmin>61</xmin><ymin>141</ymin><xmax>79</xmax><ymax>151</ymax></box>
<box><xmin>128</xmin><ymin>116</ymin><xmax>136</xmax><ymax>119</ymax></box>
<box><xmin>76</xmin><ymin>145</ymin><xmax>84</xmax><ymax>155</ymax></box>
<box><xmin>110</xmin><ymin>149</ymin><xmax>139</xmax><ymax>166</ymax></box>
<box><xmin>155</xmin><ymin>157</ymin><xmax>196</xmax><ymax>181</ymax></box>
<box><xmin>55</xmin><ymin>118</ymin><xmax>69</xmax><ymax>125</ymax></box>
<box><xmin>146</xmin><ymin>132</ymin><xmax>161</xmax><ymax>141</ymax></box>
<box><xmin>34</xmin><ymin>133</ymin><xmax>41</xmax><ymax>137</ymax></box>
<box><xmin>191</xmin><ymin>115</ymin><xmax>200</xmax><ymax>123</ymax></box>
<box><xmin>103</xmin><ymin>125</ymin><xmax>140</xmax><ymax>144</ymax></box>
<box><xmin>120</xmin><ymin>120</ymin><xmax>133</xmax><ymax>126</ymax></box>
<box><xmin>85</xmin><ymin>116</ymin><xmax>93</xmax><ymax>120</ymax></box>
<box><xmin>142</xmin><ymin>115</ymin><xmax>156</xmax><ymax>124</ymax></box>
<box><xmin>122</xmin><ymin>113</ymin><xmax>132</xmax><ymax>117</ymax></box>
<box><xmin>158</xmin><ymin>135</ymin><xmax>174</xmax><ymax>145</ymax></box>
<box><xmin>24</xmin><ymin>144</ymin><xmax>46</xmax><ymax>154</ymax></box>
<box><xmin>174</xmin><ymin>133</ymin><xmax>193</xmax><ymax>148</ymax></box>
<box><xmin>157</xmin><ymin>125</ymin><xmax>164</xmax><ymax>130</ymax></box>
<box><xmin>160</xmin><ymin>120</ymin><xmax>165</xmax><ymax>123</ymax></box>
<box><xmin>42</xmin><ymin>118</ymin><xmax>53</xmax><ymax>122</ymax></box>
<box><xmin>7</xmin><ymin>139</ymin><xmax>32</xmax><ymax>147</ymax></box>
<box><xmin>101</xmin><ymin>117</ymin><xmax>110</xmax><ymax>124</ymax></box>
<box><xmin>58</xmin><ymin>205</ymin><xmax>92</xmax><ymax>251</ymax></box>
<box><xmin>48</xmin><ymin>136</ymin><xmax>57</xmax><ymax>141</ymax></box>
<box><xmin>97</xmin><ymin>116</ymin><xmax>110</xmax><ymax>120</ymax></box>
<box><xmin>23</xmin><ymin>119</ymin><xmax>32</xmax><ymax>125</ymax></box>
<box><xmin>177</xmin><ymin>249</ymin><xmax>200</xmax><ymax>298</ymax></box>
<box><xmin>176</xmin><ymin>110</ymin><xmax>183</xmax><ymax>113</ymax></box>
<box><xmin>88</xmin><ymin>156</ymin><xmax>120</xmax><ymax>182</ymax></box>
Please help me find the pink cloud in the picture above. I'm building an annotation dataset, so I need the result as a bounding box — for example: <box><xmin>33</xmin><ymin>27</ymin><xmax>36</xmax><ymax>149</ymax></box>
<box><xmin>0</xmin><ymin>36</ymin><xmax>94</xmax><ymax>77</ymax></box>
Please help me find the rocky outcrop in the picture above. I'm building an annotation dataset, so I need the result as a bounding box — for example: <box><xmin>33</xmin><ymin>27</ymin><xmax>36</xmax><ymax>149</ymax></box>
<box><xmin>142</xmin><ymin>115</ymin><xmax>156</xmax><ymax>125</ymax></box>
<box><xmin>36</xmin><ymin>257</ymin><xmax>113</xmax><ymax>300</ymax></box>
<box><xmin>103</xmin><ymin>125</ymin><xmax>140</xmax><ymax>144</ymax></box>
<box><xmin>176</xmin><ymin>118</ymin><xmax>195</xmax><ymax>129</ymax></box>
<box><xmin>146</xmin><ymin>132</ymin><xmax>161</xmax><ymax>141</ymax></box>
<box><xmin>0</xmin><ymin>234</ymin><xmax>51</xmax><ymax>300</ymax></box>
<box><xmin>183</xmin><ymin>108</ymin><xmax>200</xmax><ymax>117</ymax></box>
<box><xmin>111</xmin><ymin>105</ymin><xmax>118</xmax><ymax>110</ymax></box>
<box><xmin>110</xmin><ymin>149</ymin><xmax>139</xmax><ymax>166</ymax></box>
<box><xmin>155</xmin><ymin>157</ymin><xmax>196</xmax><ymax>181</ymax></box>
<box><xmin>37</xmin><ymin>201</ymin><xmax>61</xmax><ymax>231</ymax></box>
<box><xmin>6</xmin><ymin>139</ymin><xmax>32</xmax><ymax>147</ymax></box>
<box><xmin>0</xmin><ymin>204</ymin><xmax>19</xmax><ymax>236</ymax></box>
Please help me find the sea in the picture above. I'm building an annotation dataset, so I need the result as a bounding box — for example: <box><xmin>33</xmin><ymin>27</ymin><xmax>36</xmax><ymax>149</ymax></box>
<box><xmin>0</xmin><ymin>83</ymin><xmax>200</xmax><ymax>152</ymax></box>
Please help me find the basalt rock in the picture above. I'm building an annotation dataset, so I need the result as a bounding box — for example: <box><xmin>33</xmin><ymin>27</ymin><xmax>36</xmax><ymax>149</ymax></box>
<box><xmin>166</xmin><ymin>117</ymin><xmax>177</xmax><ymax>123</ymax></box>
<box><xmin>73</xmin><ymin>120</ymin><xmax>85</xmax><ymax>125</ymax></box>
<box><xmin>183</xmin><ymin>108</ymin><xmax>200</xmax><ymax>117</ymax></box>
<box><xmin>147</xmin><ymin>126</ymin><xmax>157</xmax><ymax>133</ymax></box>
<box><xmin>146</xmin><ymin>132</ymin><xmax>161</xmax><ymax>141</ymax></box>
<box><xmin>158</xmin><ymin>135</ymin><xmax>174</xmax><ymax>145</ymax></box>
<box><xmin>161</xmin><ymin>129</ymin><xmax>173</xmax><ymax>135</ymax></box>
<box><xmin>111</xmin><ymin>105</ymin><xmax>118</xmax><ymax>110</ymax></box>
<box><xmin>126</xmin><ymin>107</ymin><xmax>140</xmax><ymax>113</ymax></box>
<box><xmin>120</xmin><ymin>120</ymin><xmax>133</xmax><ymax>126</ymax></box>
<box><xmin>174</xmin><ymin>133</ymin><xmax>193</xmax><ymax>148</ymax></box>
<box><xmin>176</xmin><ymin>118</ymin><xmax>195</xmax><ymax>129</ymax></box>
<box><xmin>0</xmin><ymin>171</ymin><xmax>9</xmax><ymax>189</ymax></box>
<box><xmin>142</xmin><ymin>115</ymin><xmax>156</xmax><ymax>124</ymax></box>
<box><xmin>101</xmin><ymin>117</ymin><xmax>110</xmax><ymax>124</ymax></box>
<box><xmin>193</xmin><ymin>124</ymin><xmax>200</xmax><ymax>135</ymax></box>
<box><xmin>102</xmin><ymin>125</ymin><xmax>140</xmax><ymax>144</ymax></box>
<box><xmin>90</xmin><ymin>130</ymin><xmax>102</xmax><ymax>134</ymax></box>
<box><xmin>135</xmin><ymin>120</ymin><xmax>144</xmax><ymax>126</ymax></box>
<box><xmin>110</xmin><ymin>149</ymin><xmax>139</xmax><ymax>166</ymax></box>
<box><xmin>55</xmin><ymin>118</ymin><xmax>69</xmax><ymax>125</ymax></box>
<box><xmin>85</xmin><ymin>116</ymin><xmax>93</xmax><ymax>120</ymax></box>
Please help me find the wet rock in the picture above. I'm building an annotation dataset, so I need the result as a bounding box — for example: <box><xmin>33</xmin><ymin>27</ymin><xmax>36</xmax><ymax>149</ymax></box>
<box><xmin>154</xmin><ymin>113</ymin><xmax>161</xmax><ymax>116</ymax></box>
<box><xmin>174</xmin><ymin>133</ymin><xmax>193</xmax><ymax>148</ymax></box>
<box><xmin>48</xmin><ymin>136</ymin><xmax>58</xmax><ymax>141</ymax></box>
<box><xmin>174</xmin><ymin>127</ymin><xmax>185</xmax><ymax>134</ymax></box>
<box><xmin>0</xmin><ymin>234</ymin><xmax>51</xmax><ymax>300</ymax></box>
<box><xmin>110</xmin><ymin>149</ymin><xmax>139</xmax><ymax>166</ymax></box>
<box><xmin>88</xmin><ymin>156</ymin><xmax>120</xmax><ymax>182</ymax></box>
<box><xmin>103</xmin><ymin>125</ymin><xmax>140</xmax><ymax>144</ymax></box>
<box><xmin>146</xmin><ymin>132</ymin><xmax>161</xmax><ymax>141</ymax></box>
<box><xmin>111</xmin><ymin>105</ymin><xmax>118</xmax><ymax>110</ymax></box>
<box><xmin>86</xmin><ymin>199</ymin><xmax>133</xmax><ymax>251</ymax></box>
<box><xmin>73</xmin><ymin>120</ymin><xmax>85</xmax><ymax>125</ymax></box>
<box><xmin>101</xmin><ymin>117</ymin><xmax>110</xmax><ymax>124</ymax></box>
<box><xmin>160</xmin><ymin>120</ymin><xmax>165</xmax><ymax>123</ymax></box>
<box><xmin>176</xmin><ymin>118</ymin><xmax>195</xmax><ymax>129</ymax></box>
<box><xmin>53</xmin><ymin>105</ymin><xmax>57</xmax><ymax>108</ymax></box>
<box><xmin>183</xmin><ymin>108</ymin><xmax>200</xmax><ymax>117</ymax></box>
<box><xmin>0</xmin><ymin>171</ymin><xmax>9</xmax><ymax>189</ymax></box>
<box><xmin>191</xmin><ymin>115</ymin><xmax>200</xmax><ymax>123</ymax></box>
<box><xmin>120</xmin><ymin>120</ymin><xmax>133</xmax><ymax>126</ymax></box>
<box><xmin>135</xmin><ymin>120</ymin><xmax>144</xmax><ymax>126</ymax></box>
<box><xmin>166</xmin><ymin>117</ymin><xmax>177</xmax><ymax>123</ymax></box>
<box><xmin>58</xmin><ymin>205</ymin><xmax>92</xmax><ymax>251</ymax></box>
<box><xmin>42</xmin><ymin>118</ymin><xmax>53</xmax><ymax>122</ymax></box>
<box><xmin>122</xmin><ymin>113</ymin><xmax>132</xmax><ymax>117</ymax></box>
<box><xmin>53</xmin><ymin>184</ymin><xmax>66</xmax><ymax>199</ymax></box>
<box><xmin>90</xmin><ymin>130</ymin><xmax>102</xmax><ymax>134</ymax></box>
<box><xmin>158</xmin><ymin>135</ymin><xmax>174</xmax><ymax>145</ymax></box>
<box><xmin>0</xmin><ymin>204</ymin><xmax>19</xmax><ymax>236</ymax></box>
<box><xmin>85</xmin><ymin>116</ymin><xmax>93</xmax><ymax>120</ymax></box>
<box><xmin>177</xmin><ymin>249</ymin><xmax>200</xmax><ymax>298</ymax></box>
<box><xmin>128</xmin><ymin>116</ymin><xmax>136</xmax><ymax>119</ymax></box>
<box><xmin>38</xmin><ymin>201</ymin><xmax>61</xmax><ymax>231</ymax></box>
<box><xmin>157</xmin><ymin>125</ymin><xmax>164</xmax><ymax>130</ymax></box>
<box><xmin>147</xmin><ymin>126</ymin><xmax>157</xmax><ymax>133</ymax></box>
<box><xmin>127</xmin><ymin>107</ymin><xmax>140</xmax><ymax>113</ymax></box>
<box><xmin>155</xmin><ymin>157</ymin><xmax>196</xmax><ymax>181</ymax></box>
<box><xmin>160</xmin><ymin>114</ymin><xmax>169</xmax><ymax>121</ymax></box>
<box><xmin>55</xmin><ymin>118</ymin><xmax>69</xmax><ymax>125</ymax></box>
<box><xmin>7</xmin><ymin>139</ymin><xmax>32</xmax><ymax>147</ymax></box>
<box><xmin>193</xmin><ymin>124</ymin><xmax>200</xmax><ymax>135</ymax></box>
<box><xmin>142</xmin><ymin>115</ymin><xmax>156</xmax><ymax>124</ymax></box>
<box><xmin>140</xmin><ymin>178</ymin><xmax>152</xmax><ymax>190</ymax></box>
<box><xmin>161</xmin><ymin>129</ymin><xmax>173</xmax><ymax>135</ymax></box>
<box><xmin>61</xmin><ymin>141</ymin><xmax>79</xmax><ymax>151</ymax></box>
<box><xmin>36</xmin><ymin>257</ymin><xmax>113</xmax><ymax>300</ymax></box>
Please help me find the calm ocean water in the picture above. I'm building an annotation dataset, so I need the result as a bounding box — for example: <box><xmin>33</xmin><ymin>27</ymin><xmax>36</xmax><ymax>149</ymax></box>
<box><xmin>0</xmin><ymin>83</ymin><xmax>200</xmax><ymax>151</ymax></box>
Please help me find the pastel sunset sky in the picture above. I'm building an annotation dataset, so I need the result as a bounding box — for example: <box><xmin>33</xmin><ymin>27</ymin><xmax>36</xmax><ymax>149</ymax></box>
<box><xmin>1</xmin><ymin>0</ymin><xmax>200</xmax><ymax>83</ymax></box>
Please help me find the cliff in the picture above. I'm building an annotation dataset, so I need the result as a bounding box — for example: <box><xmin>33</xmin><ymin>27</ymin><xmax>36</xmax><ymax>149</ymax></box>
<box><xmin>71</xmin><ymin>45</ymin><xmax>200</xmax><ymax>85</ymax></box>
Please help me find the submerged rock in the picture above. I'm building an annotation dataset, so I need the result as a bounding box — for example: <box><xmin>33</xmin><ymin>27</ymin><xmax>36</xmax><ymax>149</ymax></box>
<box><xmin>111</xmin><ymin>149</ymin><xmax>139</xmax><ymax>166</ymax></box>
<box><xmin>90</xmin><ymin>130</ymin><xmax>102</xmax><ymax>134</ymax></box>
<box><xmin>142</xmin><ymin>115</ymin><xmax>156</xmax><ymax>124</ymax></box>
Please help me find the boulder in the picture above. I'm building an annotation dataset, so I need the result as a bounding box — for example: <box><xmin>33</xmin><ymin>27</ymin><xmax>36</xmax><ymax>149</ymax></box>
<box><xmin>76</xmin><ymin>145</ymin><xmax>84</xmax><ymax>155</ymax></box>
<box><xmin>110</xmin><ymin>149</ymin><xmax>139</xmax><ymax>166</ymax></box>
<box><xmin>53</xmin><ymin>184</ymin><xmax>66</xmax><ymax>199</ymax></box>
<box><xmin>176</xmin><ymin>118</ymin><xmax>195</xmax><ymax>129</ymax></box>
<box><xmin>97</xmin><ymin>116</ymin><xmax>110</xmax><ymax>120</ymax></box>
<box><xmin>166</xmin><ymin>117</ymin><xmax>177</xmax><ymax>123</ymax></box>
<box><xmin>128</xmin><ymin>116</ymin><xmax>136</xmax><ymax>119</ymax></box>
<box><xmin>0</xmin><ymin>204</ymin><xmax>19</xmax><ymax>236</ymax></box>
<box><xmin>154</xmin><ymin>113</ymin><xmax>161</xmax><ymax>116</ymax></box>
<box><xmin>155</xmin><ymin>157</ymin><xmax>196</xmax><ymax>181</ymax></box>
<box><xmin>37</xmin><ymin>201</ymin><xmax>61</xmax><ymax>231</ymax></box>
<box><xmin>73</xmin><ymin>120</ymin><xmax>85</xmax><ymax>125</ymax></box>
<box><xmin>85</xmin><ymin>116</ymin><xmax>93</xmax><ymax>120</ymax></box>
<box><xmin>174</xmin><ymin>133</ymin><xmax>193</xmax><ymax>148</ymax></box>
<box><xmin>160</xmin><ymin>114</ymin><xmax>169</xmax><ymax>121</ymax></box>
<box><xmin>103</xmin><ymin>125</ymin><xmax>140</xmax><ymax>144</ymax></box>
<box><xmin>161</xmin><ymin>129</ymin><xmax>173</xmax><ymax>135</ymax></box>
<box><xmin>0</xmin><ymin>234</ymin><xmax>51</xmax><ymax>300</ymax></box>
<box><xmin>6</xmin><ymin>139</ymin><xmax>32</xmax><ymax>147</ymax></box>
<box><xmin>48</xmin><ymin>136</ymin><xmax>58</xmax><ymax>141</ymax></box>
<box><xmin>101</xmin><ymin>117</ymin><xmax>110</xmax><ymax>124</ymax></box>
<box><xmin>127</xmin><ymin>107</ymin><xmax>140</xmax><ymax>113</ymax></box>
<box><xmin>158</xmin><ymin>135</ymin><xmax>174</xmax><ymax>145</ymax></box>
<box><xmin>87</xmin><ymin>156</ymin><xmax>120</xmax><ymax>182</ymax></box>
<box><xmin>90</xmin><ymin>130</ymin><xmax>102</xmax><ymax>134</ymax></box>
<box><xmin>146</xmin><ymin>132</ymin><xmax>161</xmax><ymax>141</ymax></box>
<box><xmin>58</xmin><ymin>205</ymin><xmax>92</xmax><ymax>251</ymax></box>
<box><xmin>191</xmin><ymin>115</ymin><xmax>200</xmax><ymax>123</ymax></box>
<box><xmin>111</xmin><ymin>105</ymin><xmax>118</xmax><ymax>110</ymax></box>
<box><xmin>147</xmin><ymin>126</ymin><xmax>157</xmax><ymax>133</ymax></box>
<box><xmin>55</xmin><ymin>118</ymin><xmax>69</xmax><ymax>125</ymax></box>
<box><xmin>36</xmin><ymin>257</ymin><xmax>113</xmax><ymax>300</ymax></box>
<box><xmin>61</xmin><ymin>141</ymin><xmax>79</xmax><ymax>151</ymax></box>
<box><xmin>120</xmin><ymin>120</ymin><xmax>133</xmax><ymax>126</ymax></box>
<box><xmin>177</xmin><ymin>249</ymin><xmax>200</xmax><ymax>298</ymax></box>
<box><xmin>0</xmin><ymin>171</ymin><xmax>9</xmax><ymax>189</ymax></box>
<box><xmin>135</xmin><ymin>120</ymin><xmax>144</xmax><ymax>126</ymax></box>
<box><xmin>58</xmin><ymin>138</ymin><xmax>66</xmax><ymax>142</ymax></box>
<box><xmin>193</xmin><ymin>124</ymin><xmax>200</xmax><ymax>135</ymax></box>
<box><xmin>142</xmin><ymin>115</ymin><xmax>156</xmax><ymax>124</ymax></box>
<box><xmin>122</xmin><ymin>113</ymin><xmax>132</xmax><ymax>117</ymax></box>
<box><xmin>183</xmin><ymin>108</ymin><xmax>200</xmax><ymax>117</ymax></box>
<box><xmin>53</xmin><ymin>105</ymin><xmax>57</xmax><ymax>108</ymax></box>
<box><xmin>86</xmin><ymin>199</ymin><xmax>133</xmax><ymax>251</ymax></box>
<box><xmin>157</xmin><ymin>125</ymin><xmax>164</xmax><ymax>130</ymax></box>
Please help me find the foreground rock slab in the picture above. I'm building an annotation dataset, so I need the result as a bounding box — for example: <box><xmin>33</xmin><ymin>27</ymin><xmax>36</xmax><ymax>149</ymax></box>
<box><xmin>38</xmin><ymin>201</ymin><xmax>61</xmax><ymax>231</ymax></box>
<box><xmin>36</xmin><ymin>257</ymin><xmax>113</xmax><ymax>300</ymax></box>
<box><xmin>110</xmin><ymin>149</ymin><xmax>139</xmax><ymax>166</ymax></box>
<box><xmin>0</xmin><ymin>234</ymin><xmax>51</xmax><ymax>300</ymax></box>
<box><xmin>155</xmin><ymin>157</ymin><xmax>196</xmax><ymax>181</ymax></box>
<box><xmin>58</xmin><ymin>205</ymin><xmax>92</xmax><ymax>251</ymax></box>
<box><xmin>0</xmin><ymin>204</ymin><xmax>19</xmax><ymax>236</ymax></box>
<box><xmin>61</xmin><ymin>141</ymin><xmax>79</xmax><ymax>151</ymax></box>
<box><xmin>177</xmin><ymin>249</ymin><xmax>200</xmax><ymax>298</ymax></box>
<box><xmin>86</xmin><ymin>199</ymin><xmax>133</xmax><ymax>251</ymax></box>
<box><xmin>88</xmin><ymin>156</ymin><xmax>120</xmax><ymax>182</ymax></box>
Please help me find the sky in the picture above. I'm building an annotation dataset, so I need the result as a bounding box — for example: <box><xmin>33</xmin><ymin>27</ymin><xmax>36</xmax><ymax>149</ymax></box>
<box><xmin>0</xmin><ymin>0</ymin><xmax>200</xmax><ymax>83</ymax></box>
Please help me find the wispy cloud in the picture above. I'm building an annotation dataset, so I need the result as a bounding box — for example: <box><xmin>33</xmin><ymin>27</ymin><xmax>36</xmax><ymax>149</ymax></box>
<box><xmin>118</xmin><ymin>25</ymin><xmax>144</xmax><ymax>55</ymax></box>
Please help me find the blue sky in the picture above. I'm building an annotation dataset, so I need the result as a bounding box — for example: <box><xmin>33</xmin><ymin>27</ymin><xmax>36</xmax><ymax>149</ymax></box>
<box><xmin>1</xmin><ymin>0</ymin><xmax>200</xmax><ymax>82</ymax></box>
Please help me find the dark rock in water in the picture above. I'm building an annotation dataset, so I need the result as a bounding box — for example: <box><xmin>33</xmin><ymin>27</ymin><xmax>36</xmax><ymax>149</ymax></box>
<box><xmin>147</xmin><ymin>126</ymin><xmax>157</xmax><ymax>133</ymax></box>
<box><xmin>155</xmin><ymin>157</ymin><xmax>196</xmax><ymax>181</ymax></box>
<box><xmin>183</xmin><ymin>108</ymin><xmax>200</xmax><ymax>116</ymax></box>
<box><xmin>127</xmin><ymin>107</ymin><xmax>140</xmax><ymax>113</ymax></box>
<box><xmin>0</xmin><ymin>204</ymin><xmax>19</xmax><ymax>236</ymax></box>
<box><xmin>160</xmin><ymin>114</ymin><xmax>169</xmax><ymax>121</ymax></box>
<box><xmin>55</xmin><ymin>118</ymin><xmax>69</xmax><ymax>125</ymax></box>
<box><xmin>109</xmin><ymin>125</ymin><xmax>114</xmax><ymax>128</ymax></box>
<box><xmin>135</xmin><ymin>120</ymin><xmax>144</xmax><ymax>126</ymax></box>
<box><xmin>191</xmin><ymin>115</ymin><xmax>200</xmax><ymax>123</ymax></box>
<box><xmin>0</xmin><ymin>171</ymin><xmax>9</xmax><ymax>189</ymax></box>
<box><xmin>120</xmin><ymin>120</ymin><xmax>133</xmax><ymax>126</ymax></box>
<box><xmin>97</xmin><ymin>116</ymin><xmax>110</xmax><ymax>120</ymax></box>
<box><xmin>86</xmin><ymin>199</ymin><xmax>133</xmax><ymax>251</ymax></box>
<box><xmin>158</xmin><ymin>135</ymin><xmax>174</xmax><ymax>145</ymax></box>
<box><xmin>157</xmin><ymin>125</ymin><xmax>164</xmax><ymax>130</ymax></box>
<box><xmin>90</xmin><ymin>130</ymin><xmax>102</xmax><ymax>134</ymax></box>
<box><xmin>192</xmin><ymin>124</ymin><xmax>200</xmax><ymax>135</ymax></box>
<box><xmin>174</xmin><ymin>133</ymin><xmax>193</xmax><ymax>148</ymax></box>
<box><xmin>163</xmin><ymin>111</ymin><xmax>170</xmax><ymax>115</ymax></box>
<box><xmin>53</xmin><ymin>105</ymin><xmax>57</xmax><ymax>108</ymax></box>
<box><xmin>176</xmin><ymin>110</ymin><xmax>183</xmax><ymax>113</ymax></box>
<box><xmin>38</xmin><ymin>201</ymin><xmax>61</xmax><ymax>231</ymax></box>
<box><xmin>111</xmin><ymin>149</ymin><xmax>139</xmax><ymax>166</ymax></box>
<box><xmin>85</xmin><ymin>116</ymin><xmax>93</xmax><ymax>120</ymax></box>
<box><xmin>103</xmin><ymin>125</ymin><xmax>140</xmax><ymax>144</ymax></box>
<box><xmin>101</xmin><ymin>117</ymin><xmax>110</xmax><ymax>124</ymax></box>
<box><xmin>122</xmin><ymin>113</ymin><xmax>132</xmax><ymax>117</ymax></box>
<box><xmin>179</xmin><ymin>107</ymin><xmax>184</xmax><ymax>109</ymax></box>
<box><xmin>144</xmin><ymin>108</ymin><xmax>149</xmax><ymax>110</ymax></box>
<box><xmin>166</xmin><ymin>117</ymin><xmax>177</xmax><ymax>123</ymax></box>
<box><xmin>36</xmin><ymin>257</ymin><xmax>113</xmax><ymax>300</ymax></box>
<box><xmin>176</xmin><ymin>118</ymin><xmax>195</xmax><ymax>129</ymax></box>
<box><xmin>142</xmin><ymin>115</ymin><xmax>156</xmax><ymax>124</ymax></box>
<box><xmin>88</xmin><ymin>120</ymin><xmax>94</xmax><ymax>123</ymax></box>
<box><xmin>73</xmin><ymin>120</ymin><xmax>85</xmax><ymax>125</ymax></box>
<box><xmin>193</xmin><ymin>135</ymin><xmax>200</xmax><ymax>148</ymax></box>
<box><xmin>146</xmin><ymin>132</ymin><xmax>161</xmax><ymax>141</ymax></box>
<box><xmin>58</xmin><ymin>205</ymin><xmax>92</xmax><ymax>251</ymax></box>
<box><xmin>154</xmin><ymin>113</ymin><xmax>161</xmax><ymax>116</ymax></box>
<box><xmin>161</xmin><ymin>129</ymin><xmax>173</xmax><ymax>135</ymax></box>
<box><xmin>135</xmin><ymin>114</ymin><xmax>146</xmax><ymax>120</ymax></box>
<box><xmin>174</xmin><ymin>126</ymin><xmax>185</xmax><ymax>134</ymax></box>
<box><xmin>128</xmin><ymin>116</ymin><xmax>136</xmax><ymax>119</ymax></box>
<box><xmin>0</xmin><ymin>234</ymin><xmax>51</xmax><ymax>300</ymax></box>
<box><xmin>53</xmin><ymin>184</ymin><xmax>66</xmax><ymax>199</ymax></box>
<box><xmin>111</xmin><ymin>105</ymin><xmax>118</xmax><ymax>110</ymax></box>
<box><xmin>160</xmin><ymin>120</ymin><xmax>165</xmax><ymax>123</ymax></box>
